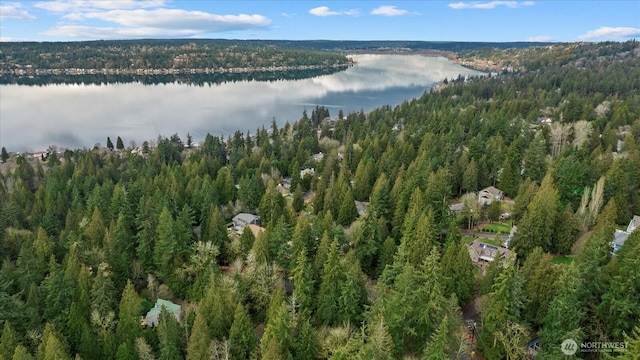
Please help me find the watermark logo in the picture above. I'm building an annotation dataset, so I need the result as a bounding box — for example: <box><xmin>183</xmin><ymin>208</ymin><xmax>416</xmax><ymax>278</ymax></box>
<box><xmin>561</xmin><ymin>339</ymin><xmax>578</xmax><ymax>355</ymax></box>
<box><xmin>561</xmin><ymin>339</ymin><xmax>627</xmax><ymax>355</ymax></box>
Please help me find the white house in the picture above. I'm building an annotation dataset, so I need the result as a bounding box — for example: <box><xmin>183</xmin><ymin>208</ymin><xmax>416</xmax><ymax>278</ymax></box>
<box><xmin>478</xmin><ymin>186</ymin><xmax>504</xmax><ymax>206</ymax></box>
<box><xmin>627</xmin><ymin>215</ymin><xmax>640</xmax><ymax>233</ymax></box>
<box><xmin>612</xmin><ymin>215</ymin><xmax>640</xmax><ymax>255</ymax></box>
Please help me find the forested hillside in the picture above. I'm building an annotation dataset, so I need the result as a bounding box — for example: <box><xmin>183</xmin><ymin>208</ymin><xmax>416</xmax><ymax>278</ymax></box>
<box><xmin>0</xmin><ymin>40</ymin><xmax>350</xmax><ymax>73</ymax></box>
<box><xmin>1</xmin><ymin>41</ymin><xmax>639</xmax><ymax>359</ymax></box>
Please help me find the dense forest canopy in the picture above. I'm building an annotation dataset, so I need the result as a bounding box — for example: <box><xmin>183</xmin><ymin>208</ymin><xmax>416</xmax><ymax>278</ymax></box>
<box><xmin>0</xmin><ymin>40</ymin><xmax>639</xmax><ymax>359</ymax></box>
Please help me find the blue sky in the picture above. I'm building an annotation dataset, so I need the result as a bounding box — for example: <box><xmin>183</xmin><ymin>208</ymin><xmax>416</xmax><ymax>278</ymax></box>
<box><xmin>1</xmin><ymin>1</ymin><xmax>639</xmax><ymax>42</ymax></box>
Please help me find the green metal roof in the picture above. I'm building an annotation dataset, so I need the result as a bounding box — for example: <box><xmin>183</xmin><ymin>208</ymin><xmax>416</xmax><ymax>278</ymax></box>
<box><xmin>146</xmin><ymin>299</ymin><xmax>181</xmax><ymax>318</ymax></box>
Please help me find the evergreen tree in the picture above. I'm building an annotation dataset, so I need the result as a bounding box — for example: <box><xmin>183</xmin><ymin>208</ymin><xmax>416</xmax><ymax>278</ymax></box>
<box><xmin>292</xmin><ymin>184</ymin><xmax>304</xmax><ymax>213</ymax></box>
<box><xmin>376</xmin><ymin>236</ymin><xmax>396</xmax><ymax>277</ymax></box>
<box><xmin>522</xmin><ymin>133</ymin><xmax>547</xmax><ymax>183</ymax></box>
<box><xmin>259</xmin><ymin>180</ymin><xmax>285</xmax><ymax>227</ymax></box>
<box><xmin>85</xmin><ymin>207</ymin><xmax>106</xmax><ymax>249</ymax></box>
<box><xmin>238</xmin><ymin>227</ymin><xmax>255</xmax><ymax>259</ymax></box>
<box><xmin>12</xmin><ymin>345</ymin><xmax>33</xmax><ymax>360</ymax></box>
<box><xmin>512</xmin><ymin>178</ymin><xmax>538</xmax><ymax>222</ymax></box>
<box><xmin>116</xmin><ymin>281</ymin><xmax>142</xmax><ymax>346</ymax></box>
<box><xmin>338</xmin><ymin>188</ymin><xmax>358</xmax><ymax>226</ymax></box>
<box><xmin>520</xmin><ymin>247</ymin><xmax>559</xmax><ymax>328</ymax></box>
<box><xmin>251</xmin><ymin>228</ymin><xmax>271</xmax><ymax>264</ymax></box>
<box><xmin>397</xmin><ymin>209</ymin><xmax>437</xmax><ymax>267</ymax></box>
<box><xmin>186</xmin><ymin>309</ymin><xmax>210</xmax><ymax>360</ymax></box>
<box><xmin>372</xmin><ymin>247</ymin><xmax>449</xmax><ymax>356</ymax></box>
<box><xmin>260</xmin><ymin>301</ymin><xmax>293</xmax><ymax>360</ymax></box>
<box><xmin>157</xmin><ymin>307</ymin><xmax>183</xmax><ymax>360</ymax></box>
<box><xmin>228</xmin><ymin>303</ymin><xmax>258</xmax><ymax>360</ymax></box>
<box><xmin>116</xmin><ymin>342</ymin><xmax>137</xmax><ymax>360</ymax></box>
<box><xmin>116</xmin><ymin>136</ymin><xmax>125</xmax><ymax>150</ymax></box>
<box><xmin>537</xmin><ymin>264</ymin><xmax>583</xmax><ymax>359</ymax></box>
<box><xmin>422</xmin><ymin>316</ymin><xmax>450</xmax><ymax>360</ymax></box>
<box><xmin>553</xmin><ymin>204</ymin><xmax>581</xmax><ymax>254</ymax></box>
<box><xmin>154</xmin><ymin>207</ymin><xmax>175</xmax><ymax>279</ymax></box>
<box><xmin>499</xmin><ymin>149</ymin><xmax>520</xmax><ymax>198</ymax></box>
<box><xmin>620</xmin><ymin>326</ymin><xmax>640</xmax><ymax>360</ymax></box>
<box><xmin>107</xmin><ymin>137</ymin><xmax>114</xmax><ymax>150</ymax></box>
<box><xmin>199</xmin><ymin>274</ymin><xmax>236</xmax><ymax>340</ymax></box>
<box><xmin>338</xmin><ymin>250</ymin><xmax>367</xmax><ymax>324</ymax></box>
<box><xmin>354</xmin><ymin>210</ymin><xmax>381</xmax><ymax>277</ymax></box>
<box><xmin>369</xmin><ymin>173</ymin><xmax>391</xmax><ymax>220</ymax></box>
<box><xmin>201</xmin><ymin>205</ymin><xmax>229</xmax><ymax>264</ymax></box>
<box><xmin>37</xmin><ymin>323</ymin><xmax>71</xmax><ymax>360</ymax></box>
<box><xmin>293</xmin><ymin>314</ymin><xmax>318</xmax><ymax>360</ymax></box>
<box><xmin>479</xmin><ymin>263</ymin><xmax>526</xmax><ymax>360</ymax></box>
<box><xmin>598</xmin><ymin>230</ymin><xmax>640</xmax><ymax>339</ymax></box>
<box><xmin>91</xmin><ymin>262</ymin><xmax>117</xmax><ymax>319</ymax></box>
<box><xmin>1</xmin><ymin>146</ymin><xmax>8</xmax><ymax>163</ymax></box>
<box><xmin>316</xmin><ymin>238</ymin><xmax>343</xmax><ymax>326</ymax></box>
<box><xmin>0</xmin><ymin>321</ymin><xmax>19</xmax><ymax>360</ymax></box>
<box><xmin>358</xmin><ymin>317</ymin><xmax>395</xmax><ymax>360</ymax></box>
<box><xmin>441</xmin><ymin>240</ymin><xmax>475</xmax><ymax>307</ymax></box>
<box><xmin>214</xmin><ymin>167</ymin><xmax>236</xmax><ymax>205</ymax></box>
<box><xmin>40</xmin><ymin>258</ymin><xmax>74</xmax><ymax>330</ymax></box>
<box><xmin>291</xmin><ymin>250</ymin><xmax>315</xmax><ymax>315</ymax></box>
<box><xmin>512</xmin><ymin>173</ymin><xmax>558</xmax><ymax>258</ymax></box>
<box><xmin>290</xmin><ymin>213</ymin><xmax>313</xmax><ymax>262</ymax></box>
<box><xmin>462</xmin><ymin>158</ymin><xmax>479</xmax><ymax>193</ymax></box>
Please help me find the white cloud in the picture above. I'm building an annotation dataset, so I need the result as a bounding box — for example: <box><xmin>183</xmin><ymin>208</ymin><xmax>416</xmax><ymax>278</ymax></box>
<box><xmin>370</xmin><ymin>5</ymin><xmax>410</xmax><ymax>16</ymax></box>
<box><xmin>41</xmin><ymin>25</ymin><xmax>202</xmax><ymax>38</ymax></box>
<box><xmin>34</xmin><ymin>0</ymin><xmax>165</xmax><ymax>12</ymax></box>
<box><xmin>527</xmin><ymin>35</ymin><xmax>553</xmax><ymax>42</ymax></box>
<box><xmin>577</xmin><ymin>26</ymin><xmax>640</xmax><ymax>40</ymax></box>
<box><xmin>449</xmin><ymin>1</ymin><xmax>534</xmax><ymax>9</ymax></box>
<box><xmin>281</xmin><ymin>12</ymin><xmax>296</xmax><ymax>18</ymax></box>
<box><xmin>309</xmin><ymin>6</ymin><xmax>340</xmax><ymax>16</ymax></box>
<box><xmin>0</xmin><ymin>3</ymin><xmax>36</xmax><ymax>20</ymax></box>
<box><xmin>37</xmin><ymin>3</ymin><xmax>271</xmax><ymax>39</ymax></box>
<box><xmin>63</xmin><ymin>9</ymin><xmax>270</xmax><ymax>32</ymax></box>
<box><xmin>308</xmin><ymin>6</ymin><xmax>358</xmax><ymax>16</ymax></box>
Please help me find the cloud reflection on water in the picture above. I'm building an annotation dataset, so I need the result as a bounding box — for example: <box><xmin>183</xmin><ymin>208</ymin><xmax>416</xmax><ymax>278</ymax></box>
<box><xmin>0</xmin><ymin>54</ymin><xmax>482</xmax><ymax>152</ymax></box>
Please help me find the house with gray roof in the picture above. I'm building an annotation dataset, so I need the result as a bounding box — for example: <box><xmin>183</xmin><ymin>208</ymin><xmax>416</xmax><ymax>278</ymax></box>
<box><xmin>467</xmin><ymin>239</ymin><xmax>514</xmax><ymax>268</ymax></box>
<box><xmin>232</xmin><ymin>213</ymin><xmax>260</xmax><ymax>230</ymax></box>
<box><xmin>478</xmin><ymin>186</ymin><xmax>504</xmax><ymax>206</ymax></box>
<box><xmin>611</xmin><ymin>214</ymin><xmax>639</xmax><ymax>255</ymax></box>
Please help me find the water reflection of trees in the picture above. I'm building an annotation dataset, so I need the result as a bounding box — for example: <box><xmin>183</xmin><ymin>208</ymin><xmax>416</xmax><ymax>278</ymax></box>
<box><xmin>0</xmin><ymin>67</ymin><xmax>348</xmax><ymax>86</ymax></box>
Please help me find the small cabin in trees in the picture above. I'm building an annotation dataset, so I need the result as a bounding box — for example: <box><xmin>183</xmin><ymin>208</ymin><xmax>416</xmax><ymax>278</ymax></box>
<box><xmin>142</xmin><ymin>299</ymin><xmax>181</xmax><ymax>327</ymax></box>
<box><xmin>232</xmin><ymin>213</ymin><xmax>260</xmax><ymax>230</ymax></box>
<box><xmin>611</xmin><ymin>215</ymin><xmax>639</xmax><ymax>255</ymax></box>
<box><xmin>478</xmin><ymin>186</ymin><xmax>505</xmax><ymax>206</ymax></box>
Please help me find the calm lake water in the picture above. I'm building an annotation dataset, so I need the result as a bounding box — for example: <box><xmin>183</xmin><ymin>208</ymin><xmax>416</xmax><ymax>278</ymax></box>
<box><xmin>0</xmin><ymin>55</ymin><xmax>483</xmax><ymax>152</ymax></box>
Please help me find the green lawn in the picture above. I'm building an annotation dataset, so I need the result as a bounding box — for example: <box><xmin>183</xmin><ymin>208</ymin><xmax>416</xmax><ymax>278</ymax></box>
<box><xmin>462</xmin><ymin>236</ymin><xmax>476</xmax><ymax>244</ymax></box>
<box><xmin>552</xmin><ymin>255</ymin><xmax>575</xmax><ymax>265</ymax></box>
<box><xmin>481</xmin><ymin>223</ymin><xmax>511</xmax><ymax>234</ymax></box>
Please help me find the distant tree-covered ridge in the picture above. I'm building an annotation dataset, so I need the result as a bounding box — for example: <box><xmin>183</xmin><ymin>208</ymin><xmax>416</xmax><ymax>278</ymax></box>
<box><xmin>0</xmin><ymin>39</ymin><xmax>352</xmax><ymax>75</ymax></box>
<box><xmin>0</xmin><ymin>39</ymin><xmax>555</xmax><ymax>74</ymax></box>
<box><xmin>454</xmin><ymin>39</ymin><xmax>639</xmax><ymax>73</ymax></box>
